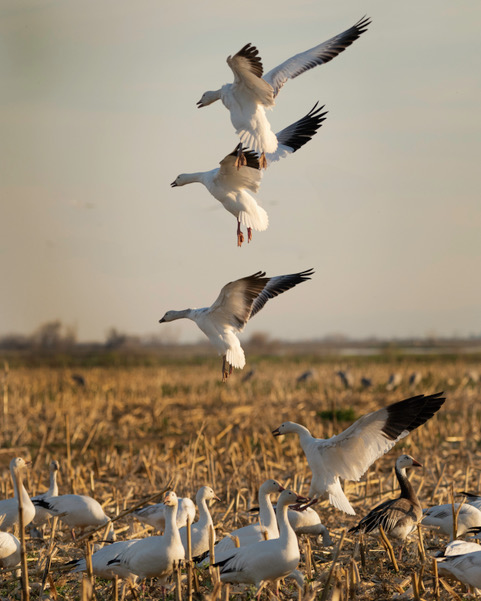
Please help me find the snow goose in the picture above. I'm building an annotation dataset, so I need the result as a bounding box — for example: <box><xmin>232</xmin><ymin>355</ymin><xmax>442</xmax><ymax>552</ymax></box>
<box><xmin>436</xmin><ymin>549</ymin><xmax>481</xmax><ymax>589</ymax></box>
<box><xmin>133</xmin><ymin>496</ymin><xmax>195</xmax><ymax>531</ymax></box>
<box><xmin>197</xmin><ymin>17</ymin><xmax>370</xmax><ymax>166</ymax></box>
<box><xmin>171</xmin><ymin>103</ymin><xmax>326</xmax><ymax>246</ymax></box>
<box><xmin>0</xmin><ymin>532</ymin><xmax>21</xmax><ymax>568</ymax></box>
<box><xmin>285</xmin><ymin>505</ymin><xmax>332</xmax><ymax>546</ymax></box>
<box><xmin>213</xmin><ymin>489</ymin><xmax>306</xmax><ymax>595</ymax></box>
<box><xmin>272</xmin><ymin>392</ymin><xmax>445</xmax><ymax>515</ymax></box>
<box><xmin>422</xmin><ymin>503</ymin><xmax>481</xmax><ymax>539</ymax></box>
<box><xmin>33</xmin><ymin>493</ymin><xmax>110</xmax><ymax>538</ymax></box>
<box><xmin>459</xmin><ymin>491</ymin><xmax>481</xmax><ymax>511</ymax></box>
<box><xmin>107</xmin><ymin>491</ymin><xmax>185</xmax><ymax>585</ymax></box>
<box><xmin>65</xmin><ymin>539</ymin><xmax>140</xmax><ymax>580</ymax></box>
<box><xmin>179</xmin><ymin>486</ymin><xmax>219</xmax><ymax>558</ymax></box>
<box><xmin>436</xmin><ymin>539</ymin><xmax>481</xmax><ymax>557</ymax></box>
<box><xmin>159</xmin><ymin>268</ymin><xmax>314</xmax><ymax>381</ymax></box>
<box><xmin>31</xmin><ymin>459</ymin><xmax>60</xmax><ymax>526</ymax></box>
<box><xmin>349</xmin><ymin>454</ymin><xmax>423</xmax><ymax>557</ymax></box>
<box><xmin>0</xmin><ymin>457</ymin><xmax>35</xmax><ymax>531</ymax></box>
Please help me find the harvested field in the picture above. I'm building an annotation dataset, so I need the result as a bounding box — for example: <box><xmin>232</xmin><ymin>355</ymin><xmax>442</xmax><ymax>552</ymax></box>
<box><xmin>0</xmin><ymin>353</ymin><xmax>480</xmax><ymax>599</ymax></box>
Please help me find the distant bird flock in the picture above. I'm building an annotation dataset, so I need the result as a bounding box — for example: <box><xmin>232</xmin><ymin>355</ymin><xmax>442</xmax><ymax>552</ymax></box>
<box><xmin>4</xmin><ymin>15</ymin><xmax>477</xmax><ymax>601</ymax></box>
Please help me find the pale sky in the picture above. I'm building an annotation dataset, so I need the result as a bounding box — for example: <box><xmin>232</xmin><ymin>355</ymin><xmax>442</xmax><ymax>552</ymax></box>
<box><xmin>1</xmin><ymin>1</ymin><xmax>480</xmax><ymax>343</ymax></box>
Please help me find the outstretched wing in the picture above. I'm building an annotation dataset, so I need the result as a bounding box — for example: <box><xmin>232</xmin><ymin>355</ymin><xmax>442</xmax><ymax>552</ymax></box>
<box><xmin>218</xmin><ymin>145</ymin><xmax>263</xmax><ymax>193</ymax></box>
<box><xmin>227</xmin><ymin>44</ymin><xmax>275</xmax><ymax>107</ymax></box>
<box><xmin>263</xmin><ymin>16</ymin><xmax>371</xmax><ymax>97</ymax></box>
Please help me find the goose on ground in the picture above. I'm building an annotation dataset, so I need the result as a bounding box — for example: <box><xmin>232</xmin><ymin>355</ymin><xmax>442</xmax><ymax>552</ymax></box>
<box><xmin>213</xmin><ymin>489</ymin><xmax>306</xmax><ymax>594</ymax></box>
<box><xmin>349</xmin><ymin>454</ymin><xmax>423</xmax><ymax>558</ymax></box>
<box><xmin>459</xmin><ymin>491</ymin><xmax>481</xmax><ymax>511</ymax></box>
<box><xmin>0</xmin><ymin>457</ymin><xmax>35</xmax><ymax>531</ymax></box>
<box><xmin>436</xmin><ymin>549</ymin><xmax>481</xmax><ymax>589</ymax></box>
<box><xmin>108</xmin><ymin>491</ymin><xmax>185</xmax><ymax>585</ymax></box>
<box><xmin>133</xmin><ymin>496</ymin><xmax>195</xmax><ymax>531</ymax></box>
<box><xmin>159</xmin><ymin>268</ymin><xmax>314</xmax><ymax>381</ymax></box>
<box><xmin>179</xmin><ymin>486</ymin><xmax>219</xmax><ymax>558</ymax></box>
<box><xmin>272</xmin><ymin>392</ymin><xmax>446</xmax><ymax>515</ymax></box>
<box><xmin>197</xmin><ymin>17</ymin><xmax>370</xmax><ymax>166</ymax></box>
<box><xmin>31</xmin><ymin>460</ymin><xmax>60</xmax><ymax>526</ymax></box>
<box><xmin>65</xmin><ymin>539</ymin><xmax>140</xmax><ymax>580</ymax></box>
<box><xmin>171</xmin><ymin>103</ymin><xmax>326</xmax><ymax>246</ymax></box>
<box><xmin>284</xmin><ymin>505</ymin><xmax>332</xmax><ymax>546</ymax></box>
<box><xmin>422</xmin><ymin>503</ymin><xmax>481</xmax><ymax>539</ymax></box>
<box><xmin>435</xmin><ymin>539</ymin><xmax>481</xmax><ymax>558</ymax></box>
<box><xmin>33</xmin><ymin>493</ymin><xmax>111</xmax><ymax>538</ymax></box>
<box><xmin>0</xmin><ymin>531</ymin><xmax>21</xmax><ymax>568</ymax></box>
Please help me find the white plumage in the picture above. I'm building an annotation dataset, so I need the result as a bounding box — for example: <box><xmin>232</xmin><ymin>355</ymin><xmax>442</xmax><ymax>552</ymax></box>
<box><xmin>31</xmin><ymin>459</ymin><xmax>60</xmax><ymax>526</ymax></box>
<box><xmin>422</xmin><ymin>503</ymin><xmax>481</xmax><ymax>539</ymax></box>
<box><xmin>33</xmin><ymin>493</ymin><xmax>110</xmax><ymax>535</ymax></box>
<box><xmin>179</xmin><ymin>486</ymin><xmax>219</xmax><ymax>558</ymax></box>
<box><xmin>0</xmin><ymin>531</ymin><xmax>21</xmax><ymax>568</ymax></box>
<box><xmin>0</xmin><ymin>457</ymin><xmax>35</xmax><ymax>531</ymax></box>
<box><xmin>197</xmin><ymin>17</ymin><xmax>370</xmax><ymax>163</ymax></box>
<box><xmin>273</xmin><ymin>393</ymin><xmax>445</xmax><ymax>515</ymax></box>
<box><xmin>171</xmin><ymin>103</ymin><xmax>326</xmax><ymax>246</ymax></box>
<box><xmin>108</xmin><ymin>491</ymin><xmax>185</xmax><ymax>583</ymax></box>
<box><xmin>213</xmin><ymin>489</ymin><xmax>305</xmax><ymax>594</ymax></box>
<box><xmin>133</xmin><ymin>496</ymin><xmax>195</xmax><ymax>531</ymax></box>
<box><xmin>436</xmin><ymin>549</ymin><xmax>481</xmax><ymax>589</ymax></box>
<box><xmin>159</xmin><ymin>269</ymin><xmax>313</xmax><ymax>381</ymax></box>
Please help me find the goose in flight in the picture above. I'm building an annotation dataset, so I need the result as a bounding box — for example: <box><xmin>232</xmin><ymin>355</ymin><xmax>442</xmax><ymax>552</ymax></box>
<box><xmin>272</xmin><ymin>392</ymin><xmax>445</xmax><ymax>515</ymax></box>
<box><xmin>172</xmin><ymin>103</ymin><xmax>326</xmax><ymax>246</ymax></box>
<box><xmin>159</xmin><ymin>268</ymin><xmax>314</xmax><ymax>381</ymax></box>
<box><xmin>197</xmin><ymin>16</ymin><xmax>370</xmax><ymax>166</ymax></box>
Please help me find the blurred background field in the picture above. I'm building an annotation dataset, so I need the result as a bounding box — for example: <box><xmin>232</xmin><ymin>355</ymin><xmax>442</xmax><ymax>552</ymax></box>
<box><xmin>0</xmin><ymin>345</ymin><xmax>480</xmax><ymax>599</ymax></box>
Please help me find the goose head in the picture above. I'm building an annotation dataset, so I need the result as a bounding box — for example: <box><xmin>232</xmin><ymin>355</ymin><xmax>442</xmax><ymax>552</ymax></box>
<box><xmin>396</xmin><ymin>454</ymin><xmax>422</xmax><ymax>470</ymax></box>
<box><xmin>163</xmin><ymin>491</ymin><xmax>179</xmax><ymax>508</ymax></box>
<box><xmin>198</xmin><ymin>486</ymin><xmax>221</xmax><ymax>504</ymax></box>
<box><xmin>196</xmin><ymin>90</ymin><xmax>221</xmax><ymax>108</ymax></box>
<box><xmin>50</xmin><ymin>460</ymin><xmax>60</xmax><ymax>472</ymax></box>
<box><xmin>259</xmin><ymin>479</ymin><xmax>284</xmax><ymax>495</ymax></box>
<box><xmin>10</xmin><ymin>457</ymin><xmax>30</xmax><ymax>472</ymax></box>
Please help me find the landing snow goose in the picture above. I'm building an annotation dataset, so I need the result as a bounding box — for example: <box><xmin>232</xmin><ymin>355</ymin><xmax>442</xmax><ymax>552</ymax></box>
<box><xmin>159</xmin><ymin>268</ymin><xmax>314</xmax><ymax>381</ymax></box>
<box><xmin>171</xmin><ymin>103</ymin><xmax>326</xmax><ymax>246</ymax></box>
<box><xmin>133</xmin><ymin>496</ymin><xmax>195</xmax><ymax>531</ymax></box>
<box><xmin>33</xmin><ymin>493</ymin><xmax>110</xmax><ymax>538</ymax></box>
<box><xmin>0</xmin><ymin>457</ymin><xmax>35</xmax><ymax>531</ymax></box>
<box><xmin>107</xmin><ymin>491</ymin><xmax>185</xmax><ymax>585</ymax></box>
<box><xmin>197</xmin><ymin>17</ymin><xmax>370</xmax><ymax>166</ymax></box>
<box><xmin>66</xmin><ymin>539</ymin><xmax>140</xmax><ymax>580</ymax></box>
<box><xmin>213</xmin><ymin>489</ymin><xmax>306</xmax><ymax>594</ymax></box>
<box><xmin>0</xmin><ymin>531</ymin><xmax>21</xmax><ymax>569</ymax></box>
<box><xmin>272</xmin><ymin>392</ymin><xmax>445</xmax><ymax>515</ymax></box>
<box><xmin>349</xmin><ymin>454</ymin><xmax>423</xmax><ymax>558</ymax></box>
<box><xmin>31</xmin><ymin>459</ymin><xmax>60</xmax><ymax>526</ymax></box>
<box><xmin>422</xmin><ymin>503</ymin><xmax>481</xmax><ymax>539</ymax></box>
<box><xmin>179</xmin><ymin>486</ymin><xmax>219</xmax><ymax>558</ymax></box>
<box><xmin>436</xmin><ymin>549</ymin><xmax>481</xmax><ymax>589</ymax></box>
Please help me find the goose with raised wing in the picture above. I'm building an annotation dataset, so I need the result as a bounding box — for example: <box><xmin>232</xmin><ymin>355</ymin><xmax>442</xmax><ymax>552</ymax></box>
<box><xmin>159</xmin><ymin>268</ymin><xmax>314</xmax><ymax>381</ymax></box>
<box><xmin>133</xmin><ymin>496</ymin><xmax>195</xmax><ymax>532</ymax></box>
<box><xmin>108</xmin><ymin>491</ymin><xmax>185</xmax><ymax>585</ymax></box>
<box><xmin>213</xmin><ymin>489</ymin><xmax>306</xmax><ymax>595</ymax></box>
<box><xmin>349</xmin><ymin>454</ymin><xmax>423</xmax><ymax>557</ymax></box>
<box><xmin>172</xmin><ymin>103</ymin><xmax>326</xmax><ymax>246</ymax></box>
<box><xmin>272</xmin><ymin>392</ymin><xmax>445</xmax><ymax>515</ymax></box>
<box><xmin>197</xmin><ymin>17</ymin><xmax>370</xmax><ymax>166</ymax></box>
<box><xmin>179</xmin><ymin>486</ymin><xmax>219</xmax><ymax>558</ymax></box>
<box><xmin>0</xmin><ymin>457</ymin><xmax>35</xmax><ymax>531</ymax></box>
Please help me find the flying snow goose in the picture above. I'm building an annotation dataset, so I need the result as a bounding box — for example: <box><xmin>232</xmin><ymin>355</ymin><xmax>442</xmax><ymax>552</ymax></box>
<box><xmin>213</xmin><ymin>489</ymin><xmax>306</xmax><ymax>595</ymax></box>
<box><xmin>133</xmin><ymin>496</ymin><xmax>195</xmax><ymax>531</ymax></box>
<box><xmin>171</xmin><ymin>103</ymin><xmax>326</xmax><ymax>246</ymax></box>
<box><xmin>179</xmin><ymin>486</ymin><xmax>219</xmax><ymax>558</ymax></box>
<box><xmin>272</xmin><ymin>392</ymin><xmax>446</xmax><ymax>515</ymax></box>
<box><xmin>33</xmin><ymin>493</ymin><xmax>111</xmax><ymax>538</ymax></box>
<box><xmin>65</xmin><ymin>539</ymin><xmax>140</xmax><ymax>581</ymax></box>
<box><xmin>31</xmin><ymin>459</ymin><xmax>60</xmax><ymax>526</ymax></box>
<box><xmin>349</xmin><ymin>454</ymin><xmax>423</xmax><ymax>558</ymax></box>
<box><xmin>159</xmin><ymin>268</ymin><xmax>314</xmax><ymax>381</ymax></box>
<box><xmin>422</xmin><ymin>503</ymin><xmax>481</xmax><ymax>539</ymax></box>
<box><xmin>197</xmin><ymin>17</ymin><xmax>370</xmax><ymax>166</ymax></box>
<box><xmin>108</xmin><ymin>491</ymin><xmax>185</xmax><ymax>585</ymax></box>
<box><xmin>436</xmin><ymin>549</ymin><xmax>481</xmax><ymax>589</ymax></box>
<box><xmin>0</xmin><ymin>531</ymin><xmax>21</xmax><ymax>569</ymax></box>
<box><xmin>0</xmin><ymin>457</ymin><xmax>35</xmax><ymax>531</ymax></box>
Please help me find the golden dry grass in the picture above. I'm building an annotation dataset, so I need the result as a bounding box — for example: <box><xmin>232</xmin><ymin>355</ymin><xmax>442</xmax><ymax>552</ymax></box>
<box><xmin>0</xmin><ymin>353</ymin><xmax>480</xmax><ymax>600</ymax></box>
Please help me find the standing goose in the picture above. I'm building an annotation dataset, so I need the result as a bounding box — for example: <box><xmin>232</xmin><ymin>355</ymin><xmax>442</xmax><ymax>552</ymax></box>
<box><xmin>65</xmin><ymin>539</ymin><xmax>140</xmax><ymax>580</ymax></box>
<box><xmin>179</xmin><ymin>486</ymin><xmax>219</xmax><ymax>558</ymax></box>
<box><xmin>108</xmin><ymin>491</ymin><xmax>185</xmax><ymax>586</ymax></box>
<box><xmin>213</xmin><ymin>489</ymin><xmax>306</xmax><ymax>595</ymax></box>
<box><xmin>0</xmin><ymin>458</ymin><xmax>35</xmax><ymax>531</ymax></box>
<box><xmin>349</xmin><ymin>454</ymin><xmax>423</xmax><ymax>557</ymax></box>
<box><xmin>133</xmin><ymin>496</ymin><xmax>195</xmax><ymax>532</ymax></box>
<box><xmin>197</xmin><ymin>17</ymin><xmax>370</xmax><ymax>166</ymax></box>
<box><xmin>159</xmin><ymin>268</ymin><xmax>314</xmax><ymax>381</ymax></box>
<box><xmin>0</xmin><ymin>531</ymin><xmax>21</xmax><ymax>568</ymax></box>
<box><xmin>272</xmin><ymin>392</ymin><xmax>445</xmax><ymax>515</ymax></box>
<box><xmin>171</xmin><ymin>103</ymin><xmax>327</xmax><ymax>246</ymax></box>
<box><xmin>31</xmin><ymin>459</ymin><xmax>60</xmax><ymax>526</ymax></box>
